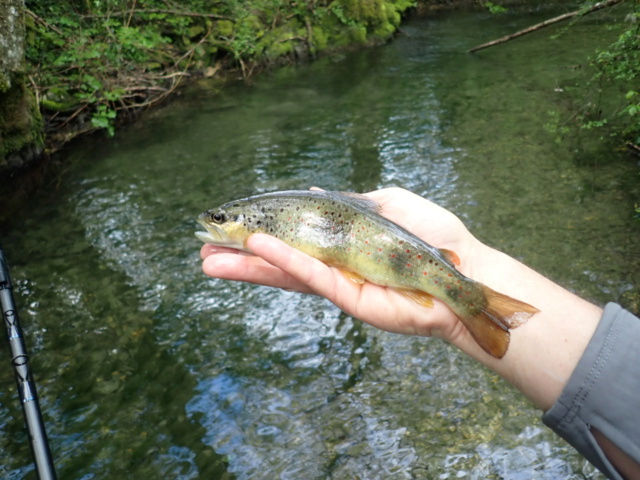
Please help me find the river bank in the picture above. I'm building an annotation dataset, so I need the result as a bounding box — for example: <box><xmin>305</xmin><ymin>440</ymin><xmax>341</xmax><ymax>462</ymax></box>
<box><xmin>1</xmin><ymin>0</ymin><xmax>596</xmax><ymax>175</ymax></box>
<box><xmin>0</xmin><ymin>0</ymin><xmax>412</xmax><ymax>225</ymax></box>
<box><xmin>3</xmin><ymin>0</ymin><xmax>422</xmax><ymax>174</ymax></box>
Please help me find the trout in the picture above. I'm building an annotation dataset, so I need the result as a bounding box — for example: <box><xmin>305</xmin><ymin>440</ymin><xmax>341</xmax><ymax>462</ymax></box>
<box><xmin>196</xmin><ymin>190</ymin><xmax>538</xmax><ymax>358</ymax></box>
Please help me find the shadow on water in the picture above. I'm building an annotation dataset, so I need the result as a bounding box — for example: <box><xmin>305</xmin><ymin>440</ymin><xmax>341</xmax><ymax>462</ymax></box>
<box><xmin>2</xmin><ymin>2</ymin><xmax>639</xmax><ymax>479</ymax></box>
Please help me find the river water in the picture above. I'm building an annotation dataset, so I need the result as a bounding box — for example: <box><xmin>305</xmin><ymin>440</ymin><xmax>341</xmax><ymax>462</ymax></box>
<box><xmin>2</xmin><ymin>3</ymin><xmax>639</xmax><ymax>479</ymax></box>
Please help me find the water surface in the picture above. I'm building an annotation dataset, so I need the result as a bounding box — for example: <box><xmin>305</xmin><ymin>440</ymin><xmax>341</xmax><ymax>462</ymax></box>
<box><xmin>2</xmin><ymin>3</ymin><xmax>638</xmax><ymax>479</ymax></box>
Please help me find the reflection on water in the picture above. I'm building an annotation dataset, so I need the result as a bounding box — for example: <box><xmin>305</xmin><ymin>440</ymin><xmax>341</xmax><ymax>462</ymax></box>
<box><xmin>2</xmin><ymin>3</ymin><xmax>637</xmax><ymax>479</ymax></box>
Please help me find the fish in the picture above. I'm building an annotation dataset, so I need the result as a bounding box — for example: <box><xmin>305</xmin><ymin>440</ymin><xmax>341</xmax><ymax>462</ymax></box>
<box><xmin>196</xmin><ymin>190</ymin><xmax>538</xmax><ymax>358</ymax></box>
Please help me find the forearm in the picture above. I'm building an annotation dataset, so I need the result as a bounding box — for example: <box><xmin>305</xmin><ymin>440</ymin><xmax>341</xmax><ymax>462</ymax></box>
<box><xmin>451</xmin><ymin>242</ymin><xmax>640</xmax><ymax>479</ymax></box>
<box><xmin>453</xmin><ymin>241</ymin><xmax>602</xmax><ymax>411</ymax></box>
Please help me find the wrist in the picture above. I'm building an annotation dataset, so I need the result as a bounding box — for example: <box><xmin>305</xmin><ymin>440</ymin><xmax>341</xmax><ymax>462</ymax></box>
<box><xmin>454</xmin><ymin>242</ymin><xmax>603</xmax><ymax>410</ymax></box>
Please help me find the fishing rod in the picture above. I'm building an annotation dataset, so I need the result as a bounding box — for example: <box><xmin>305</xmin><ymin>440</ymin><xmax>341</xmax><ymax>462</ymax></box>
<box><xmin>0</xmin><ymin>245</ymin><xmax>57</xmax><ymax>480</ymax></box>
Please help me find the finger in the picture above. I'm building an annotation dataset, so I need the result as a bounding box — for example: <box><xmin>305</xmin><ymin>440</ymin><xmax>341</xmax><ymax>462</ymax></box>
<box><xmin>200</xmin><ymin>244</ymin><xmax>242</xmax><ymax>259</ymax></box>
<box><xmin>246</xmin><ymin>233</ymin><xmax>357</xmax><ymax>303</ymax></box>
<box><xmin>202</xmin><ymin>250</ymin><xmax>314</xmax><ymax>294</ymax></box>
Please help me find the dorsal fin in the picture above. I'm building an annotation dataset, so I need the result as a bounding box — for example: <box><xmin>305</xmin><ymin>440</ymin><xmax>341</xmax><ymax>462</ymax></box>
<box><xmin>330</xmin><ymin>191</ymin><xmax>382</xmax><ymax>215</ymax></box>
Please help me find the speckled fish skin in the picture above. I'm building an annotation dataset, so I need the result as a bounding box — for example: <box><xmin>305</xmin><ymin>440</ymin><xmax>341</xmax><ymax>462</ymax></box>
<box><xmin>197</xmin><ymin>190</ymin><xmax>538</xmax><ymax>358</ymax></box>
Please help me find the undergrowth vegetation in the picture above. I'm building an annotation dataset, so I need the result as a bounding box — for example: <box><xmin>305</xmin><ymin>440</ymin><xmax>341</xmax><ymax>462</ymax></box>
<box><xmin>584</xmin><ymin>10</ymin><xmax>640</xmax><ymax>148</ymax></box>
<box><xmin>20</xmin><ymin>0</ymin><xmax>640</xmax><ymax>155</ymax></box>
<box><xmin>25</xmin><ymin>0</ymin><xmax>415</xmax><ymax>144</ymax></box>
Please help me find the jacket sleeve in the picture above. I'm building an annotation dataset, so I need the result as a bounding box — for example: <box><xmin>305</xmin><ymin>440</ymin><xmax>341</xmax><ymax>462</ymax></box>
<box><xmin>542</xmin><ymin>303</ymin><xmax>640</xmax><ymax>479</ymax></box>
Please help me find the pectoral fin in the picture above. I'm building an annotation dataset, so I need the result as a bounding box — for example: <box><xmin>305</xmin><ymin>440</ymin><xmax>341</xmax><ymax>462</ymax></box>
<box><xmin>396</xmin><ymin>288</ymin><xmax>435</xmax><ymax>308</ymax></box>
<box><xmin>439</xmin><ymin>248</ymin><xmax>461</xmax><ymax>266</ymax></box>
<box><xmin>336</xmin><ymin>268</ymin><xmax>366</xmax><ymax>284</ymax></box>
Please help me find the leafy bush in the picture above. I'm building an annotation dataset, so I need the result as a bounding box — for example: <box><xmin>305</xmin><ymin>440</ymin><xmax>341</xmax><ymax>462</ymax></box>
<box><xmin>581</xmin><ymin>10</ymin><xmax>640</xmax><ymax>146</ymax></box>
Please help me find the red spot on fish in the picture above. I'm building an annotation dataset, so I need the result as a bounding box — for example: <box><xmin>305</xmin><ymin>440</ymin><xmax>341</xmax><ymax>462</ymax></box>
<box><xmin>416</xmin><ymin>255</ymin><xmax>422</xmax><ymax>259</ymax></box>
<box><xmin>378</xmin><ymin>248</ymin><xmax>383</xmax><ymax>252</ymax></box>
<box><xmin>406</xmin><ymin>263</ymin><xmax>412</xmax><ymax>267</ymax></box>
<box><xmin>391</xmin><ymin>254</ymin><xmax>397</xmax><ymax>258</ymax></box>
<box><xmin>406</xmin><ymin>249</ymin><xmax>410</xmax><ymax>253</ymax></box>
<box><xmin>365</xmin><ymin>240</ymin><xmax>369</xmax><ymax>244</ymax></box>
<box><xmin>448</xmin><ymin>273</ymin><xmax>453</xmax><ymax>277</ymax></box>
<box><xmin>423</xmin><ymin>271</ymin><xmax>428</xmax><ymax>275</ymax></box>
<box><xmin>399</xmin><ymin>240</ymin><xmax>404</xmax><ymax>244</ymax></box>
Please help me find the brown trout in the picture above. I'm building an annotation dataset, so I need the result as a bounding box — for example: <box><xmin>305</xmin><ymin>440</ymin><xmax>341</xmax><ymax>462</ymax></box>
<box><xmin>196</xmin><ymin>190</ymin><xmax>538</xmax><ymax>358</ymax></box>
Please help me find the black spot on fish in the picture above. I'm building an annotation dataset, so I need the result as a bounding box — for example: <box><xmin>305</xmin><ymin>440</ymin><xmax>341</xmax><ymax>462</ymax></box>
<box><xmin>446</xmin><ymin>287</ymin><xmax>460</xmax><ymax>300</ymax></box>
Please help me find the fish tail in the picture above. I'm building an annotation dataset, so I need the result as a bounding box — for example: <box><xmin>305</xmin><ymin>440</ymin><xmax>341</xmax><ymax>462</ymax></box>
<box><xmin>461</xmin><ymin>285</ymin><xmax>539</xmax><ymax>359</ymax></box>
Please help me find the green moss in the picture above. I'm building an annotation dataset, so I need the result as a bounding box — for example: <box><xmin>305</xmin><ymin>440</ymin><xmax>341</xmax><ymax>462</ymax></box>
<box><xmin>312</xmin><ymin>25</ymin><xmax>329</xmax><ymax>52</ymax></box>
<box><xmin>260</xmin><ymin>27</ymin><xmax>298</xmax><ymax>59</ymax></box>
<box><xmin>0</xmin><ymin>73</ymin><xmax>44</xmax><ymax>167</ymax></box>
<box><xmin>215</xmin><ymin>20</ymin><xmax>234</xmax><ymax>38</ymax></box>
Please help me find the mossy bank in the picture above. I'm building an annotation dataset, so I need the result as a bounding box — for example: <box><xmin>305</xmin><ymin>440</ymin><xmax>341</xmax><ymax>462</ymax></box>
<box><xmin>0</xmin><ymin>0</ymin><xmax>417</xmax><ymax>176</ymax></box>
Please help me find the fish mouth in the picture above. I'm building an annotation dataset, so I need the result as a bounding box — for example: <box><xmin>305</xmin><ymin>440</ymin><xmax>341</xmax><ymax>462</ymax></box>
<box><xmin>195</xmin><ymin>229</ymin><xmax>221</xmax><ymax>245</ymax></box>
<box><xmin>195</xmin><ymin>216</ymin><xmax>229</xmax><ymax>246</ymax></box>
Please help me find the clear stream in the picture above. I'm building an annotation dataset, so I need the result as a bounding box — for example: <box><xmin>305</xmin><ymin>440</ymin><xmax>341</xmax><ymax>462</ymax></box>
<box><xmin>2</xmin><ymin>3</ymin><xmax>639</xmax><ymax>479</ymax></box>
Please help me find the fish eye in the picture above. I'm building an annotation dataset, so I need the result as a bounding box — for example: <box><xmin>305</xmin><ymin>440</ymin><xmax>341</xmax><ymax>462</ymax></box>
<box><xmin>210</xmin><ymin>212</ymin><xmax>226</xmax><ymax>223</ymax></box>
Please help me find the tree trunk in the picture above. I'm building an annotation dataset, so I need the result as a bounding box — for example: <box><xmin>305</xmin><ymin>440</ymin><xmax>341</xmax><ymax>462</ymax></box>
<box><xmin>0</xmin><ymin>0</ymin><xmax>43</xmax><ymax>172</ymax></box>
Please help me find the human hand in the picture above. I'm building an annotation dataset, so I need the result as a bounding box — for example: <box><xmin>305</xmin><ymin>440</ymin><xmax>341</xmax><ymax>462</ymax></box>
<box><xmin>200</xmin><ymin>187</ymin><xmax>485</xmax><ymax>347</ymax></box>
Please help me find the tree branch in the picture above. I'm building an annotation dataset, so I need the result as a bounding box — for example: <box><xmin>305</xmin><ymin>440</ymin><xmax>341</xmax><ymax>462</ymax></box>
<box><xmin>468</xmin><ymin>0</ymin><xmax>624</xmax><ymax>54</ymax></box>
<box><xmin>79</xmin><ymin>8</ymin><xmax>234</xmax><ymax>22</ymax></box>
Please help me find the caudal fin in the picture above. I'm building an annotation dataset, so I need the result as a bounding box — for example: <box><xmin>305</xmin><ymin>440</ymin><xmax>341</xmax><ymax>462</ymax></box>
<box><xmin>462</xmin><ymin>285</ymin><xmax>539</xmax><ymax>359</ymax></box>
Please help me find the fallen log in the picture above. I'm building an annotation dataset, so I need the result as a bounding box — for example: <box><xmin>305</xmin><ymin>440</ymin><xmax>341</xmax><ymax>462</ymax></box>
<box><xmin>468</xmin><ymin>0</ymin><xmax>624</xmax><ymax>54</ymax></box>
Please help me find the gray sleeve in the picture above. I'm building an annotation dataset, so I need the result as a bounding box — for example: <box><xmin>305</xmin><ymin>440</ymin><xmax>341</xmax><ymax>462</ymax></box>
<box><xmin>542</xmin><ymin>302</ymin><xmax>640</xmax><ymax>479</ymax></box>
